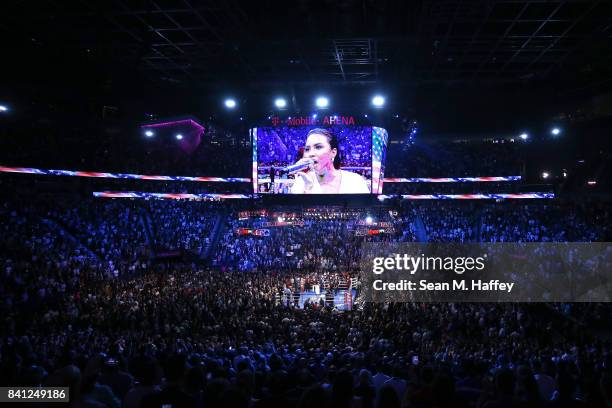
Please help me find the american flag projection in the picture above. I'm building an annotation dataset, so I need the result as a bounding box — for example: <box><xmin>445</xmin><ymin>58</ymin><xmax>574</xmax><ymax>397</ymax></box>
<box><xmin>251</xmin><ymin>128</ymin><xmax>259</xmax><ymax>193</ymax></box>
<box><xmin>371</xmin><ymin>127</ymin><xmax>388</xmax><ymax>194</ymax></box>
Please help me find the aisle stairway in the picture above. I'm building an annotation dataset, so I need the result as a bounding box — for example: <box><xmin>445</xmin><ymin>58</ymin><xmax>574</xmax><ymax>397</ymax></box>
<box><xmin>138</xmin><ymin>205</ymin><xmax>156</xmax><ymax>258</ymax></box>
<box><xmin>414</xmin><ymin>214</ymin><xmax>428</xmax><ymax>242</ymax></box>
<box><xmin>202</xmin><ymin>210</ymin><xmax>228</xmax><ymax>261</ymax></box>
<box><xmin>41</xmin><ymin>216</ymin><xmax>100</xmax><ymax>261</ymax></box>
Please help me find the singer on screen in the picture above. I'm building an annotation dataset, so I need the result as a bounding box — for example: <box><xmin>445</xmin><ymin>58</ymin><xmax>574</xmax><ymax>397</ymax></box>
<box><xmin>290</xmin><ymin>128</ymin><xmax>370</xmax><ymax>194</ymax></box>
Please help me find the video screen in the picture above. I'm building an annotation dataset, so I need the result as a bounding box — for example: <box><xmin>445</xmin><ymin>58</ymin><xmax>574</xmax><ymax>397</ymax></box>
<box><xmin>252</xmin><ymin>126</ymin><xmax>387</xmax><ymax>194</ymax></box>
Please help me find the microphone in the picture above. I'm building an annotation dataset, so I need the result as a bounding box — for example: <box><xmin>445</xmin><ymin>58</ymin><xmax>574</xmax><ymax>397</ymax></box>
<box><xmin>279</xmin><ymin>160</ymin><xmax>314</xmax><ymax>174</ymax></box>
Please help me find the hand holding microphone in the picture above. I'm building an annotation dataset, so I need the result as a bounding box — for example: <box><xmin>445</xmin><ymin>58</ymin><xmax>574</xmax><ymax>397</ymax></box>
<box><xmin>288</xmin><ymin>158</ymin><xmax>319</xmax><ymax>193</ymax></box>
<box><xmin>280</xmin><ymin>158</ymin><xmax>314</xmax><ymax>174</ymax></box>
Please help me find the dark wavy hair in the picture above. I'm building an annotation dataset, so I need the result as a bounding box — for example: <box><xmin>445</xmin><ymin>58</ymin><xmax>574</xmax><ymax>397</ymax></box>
<box><xmin>305</xmin><ymin>128</ymin><xmax>342</xmax><ymax>169</ymax></box>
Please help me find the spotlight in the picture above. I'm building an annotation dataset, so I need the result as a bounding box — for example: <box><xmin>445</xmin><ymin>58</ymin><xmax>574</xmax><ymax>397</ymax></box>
<box><xmin>551</xmin><ymin>127</ymin><xmax>561</xmax><ymax>136</ymax></box>
<box><xmin>274</xmin><ymin>98</ymin><xmax>287</xmax><ymax>109</ymax></box>
<box><xmin>365</xmin><ymin>216</ymin><xmax>373</xmax><ymax>225</ymax></box>
<box><xmin>587</xmin><ymin>180</ymin><xmax>597</xmax><ymax>186</ymax></box>
<box><xmin>315</xmin><ymin>96</ymin><xmax>329</xmax><ymax>108</ymax></box>
<box><xmin>224</xmin><ymin>99</ymin><xmax>237</xmax><ymax>109</ymax></box>
<box><xmin>364</xmin><ymin>114</ymin><xmax>368</xmax><ymax>118</ymax></box>
<box><xmin>0</xmin><ymin>105</ymin><xmax>7</xmax><ymax>112</ymax></box>
<box><xmin>312</xmin><ymin>113</ymin><xmax>317</xmax><ymax>119</ymax></box>
<box><xmin>541</xmin><ymin>172</ymin><xmax>549</xmax><ymax>179</ymax></box>
<box><xmin>144</xmin><ymin>130</ymin><xmax>154</xmax><ymax>137</ymax></box>
<box><xmin>519</xmin><ymin>133</ymin><xmax>529</xmax><ymax>140</ymax></box>
<box><xmin>176</xmin><ymin>134</ymin><xmax>183</xmax><ymax>140</ymax></box>
<box><xmin>277</xmin><ymin>216</ymin><xmax>284</xmax><ymax>222</ymax></box>
<box><xmin>371</xmin><ymin>95</ymin><xmax>385</xmax><ymax>107</ymax></box>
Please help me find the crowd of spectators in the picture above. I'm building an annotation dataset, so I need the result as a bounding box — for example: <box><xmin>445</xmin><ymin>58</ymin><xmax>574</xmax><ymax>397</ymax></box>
<box><xmin>416</xmin><ymin>202</ymin><xmax>479</xmax><ymax>243</ymax></box>
<box><xmin>0</xmin><ymin>197</ymin><xmax>226</xmax><ymax>277</ymax></box>
<box><xmin>2</xmin><ymin>263</ymin><xmax>611</xmax><ymax>407</ymax></box>
<box><xmin>146</xmin><ymin>201</ymin><xmax>220</xmax><ymax>253</ymax></box>
<box><xmin>1</xmin><ymin>197</ymin><xmax>612</xmax><ymax>407</ymax></box>
<box><xmin>215</xmin><ymin>210</ymin><xmax>415</xmax><ymax>272</ymax></box>
<box><xmin>48</xmin><ymin>201</ymin><xmax>148</xmax><ymax>266</ymax></box>
<box><xmin>479</xmin><ymin>202</ymin><xmax>611</xmax><ymax>242</ymax></box>
<box><xmin>0</xmin><ymin>199</ymin><xmax>118</xmax><ymax>316</ymax></box>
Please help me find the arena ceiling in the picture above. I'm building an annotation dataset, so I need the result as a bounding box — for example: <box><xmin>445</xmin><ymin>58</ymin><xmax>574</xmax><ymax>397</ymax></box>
<box><xmin>3</xmin><ymin>0</ymin><xmax>611</xmax><ymax>88</ymax></box>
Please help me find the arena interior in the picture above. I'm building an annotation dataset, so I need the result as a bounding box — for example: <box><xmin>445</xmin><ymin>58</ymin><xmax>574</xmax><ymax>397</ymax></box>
<box><xmin>1</xmin><ymin>1</ymin><xmax>612</xmax><ymax>407</ymax></box>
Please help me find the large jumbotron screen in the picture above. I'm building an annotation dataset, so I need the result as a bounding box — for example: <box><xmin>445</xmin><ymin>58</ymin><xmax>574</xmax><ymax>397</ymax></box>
<box><xmin>252</xmin><ymin>125</ymin><xmax>388</xmax><ymax>194</ymax></box>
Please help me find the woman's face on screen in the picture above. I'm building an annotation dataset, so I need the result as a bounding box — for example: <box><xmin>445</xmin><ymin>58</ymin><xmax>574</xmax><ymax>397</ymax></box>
<box><xmin>304</xmin><ymin>133</ymin><xmax>337</xmax><ymax>174</ymax></box>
